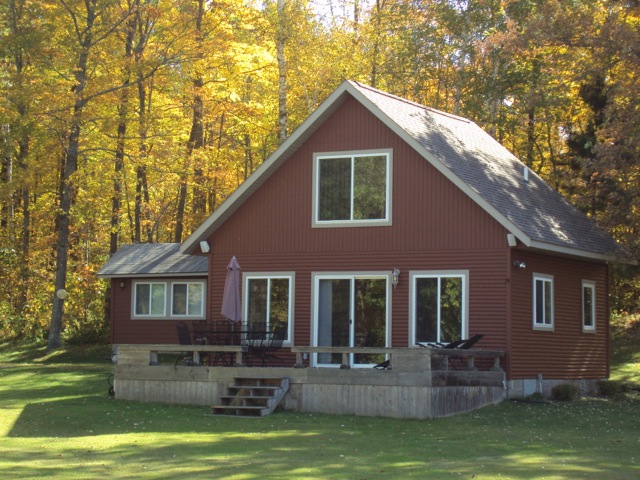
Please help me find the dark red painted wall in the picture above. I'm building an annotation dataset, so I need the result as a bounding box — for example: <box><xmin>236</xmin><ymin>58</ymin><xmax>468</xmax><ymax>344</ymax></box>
<box><xmin>110</xmin><ymin>96</ymin><xmax>610</xmax><ymax>381</ymax></box>
<box><xmin>207</xmin><ymin>97</ymin><xmax>509</xmax><ymax>351</ymax></box>
<box><xmin>110</xmin><ymin>278</ymin><xmax>208</xmax><ymax>345</ymax></box>
<box><xmin>508</xmin><ymin>250</ymin><xmax>609</xmax><ymax>380</ymax></box>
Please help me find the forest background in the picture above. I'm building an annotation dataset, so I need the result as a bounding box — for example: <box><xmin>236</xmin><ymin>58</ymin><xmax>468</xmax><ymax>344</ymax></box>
<box><xmin>0</xmin><ymin>0</ymin><xmax>638</xmax><ymax>348</ymax></box>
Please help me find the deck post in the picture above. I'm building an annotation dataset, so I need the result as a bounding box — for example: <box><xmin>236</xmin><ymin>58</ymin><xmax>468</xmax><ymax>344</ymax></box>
<box><xmin>491</xmin><ymin>355</ymin><xmax>502</xmax><ymax>371</ymax></box>
<box><xmin>341</xmin><ymin>352</ymin><xmax>350</xmax><ymax>368</ymax></box>
<box><xmin>466</xmin><ymin>355</ymin><xmax>476</xmax><ymax>370</ymax></box>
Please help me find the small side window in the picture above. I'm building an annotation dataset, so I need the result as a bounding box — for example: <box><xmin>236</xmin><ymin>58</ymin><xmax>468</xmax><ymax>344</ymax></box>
<box><xmin>134</xmin><ymin>282</ymin><xmax>166</xmax><ymax>316</ymax></box>
<box><xmin>533</xmin><ymin>274</ymin><xmax>553</xmax><ymax>330</ymax></box>
<box><xmin>582</xmin><ymin>281</ymin><xmax>596</xmax><ymax>332</ymax></box>
<box><xmin>132</xmin><ymin>280</ymin><xmax>205</xmax><ymax>319</ymax></box>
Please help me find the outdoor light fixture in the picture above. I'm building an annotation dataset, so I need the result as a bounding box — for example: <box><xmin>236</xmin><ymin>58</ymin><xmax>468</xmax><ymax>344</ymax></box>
<box><xmin>119</xmin><ymin>281</ymin><xmax>126</xmax><ymax>289</ymax></box>
<box><xmin>392</xmin><ymin>268</ymin><xmax>400</xmax><ymax>288</ymax></box>
<box><xmin>513</xmin><ymin>260</ymin><xmax>526</xmax><ymax>269</ymax></box>
<box><xmin>200</xmin><ymin>240</ymin><xmax>210</xmax><ymax>253</ymax></box>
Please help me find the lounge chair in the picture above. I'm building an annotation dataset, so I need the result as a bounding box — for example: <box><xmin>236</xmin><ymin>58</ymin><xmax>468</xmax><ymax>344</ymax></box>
<box><xmin>418</xmin><ymin>335</ymin><xmax>483</xmax><ymax>350</ymax></box>
<box><xmin>458</xmin><ymin>334</ymin><xmax>483</xmax><ymax>349</ymax></box>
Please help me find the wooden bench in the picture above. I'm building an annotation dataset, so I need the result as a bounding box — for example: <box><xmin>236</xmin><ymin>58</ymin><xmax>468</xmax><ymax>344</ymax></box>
<box><xmin>117</xmin><ymin>344</ymin><xmax>248</xmax><ymax>366</ymax></box>
<box><xmin>429</xmin><ymin>348</ymin><xmax>505</xmax><ymax>371</ymax></box>
<box><xmin>290</xmin><ymin>346</ymin><xmax>396</xmax><ymax>368</ymax></box>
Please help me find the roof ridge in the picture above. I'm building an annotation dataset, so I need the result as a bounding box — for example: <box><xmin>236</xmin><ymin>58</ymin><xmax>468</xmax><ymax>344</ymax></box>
<box><xmin>350</xmin><ymin>81</ymin><xmax>473</xmax><ymax>125</ymax></box>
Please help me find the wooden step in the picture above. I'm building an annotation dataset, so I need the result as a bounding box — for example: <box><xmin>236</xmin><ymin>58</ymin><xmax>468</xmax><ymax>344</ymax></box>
<box><xmin>210</xmin><ymin>405</ymin><xmax>270</xmax><ymax>416</ymax></box>
<box><xmin>210</xmin><ymin>377</ymin><xmax>289</xmax><ymax>417</ymax></box>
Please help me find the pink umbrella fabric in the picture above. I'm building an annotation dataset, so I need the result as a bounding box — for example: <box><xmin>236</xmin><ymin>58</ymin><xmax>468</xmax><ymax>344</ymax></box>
<box><xmin>221</xmin><ymin>256</ymin><xmax>242</xmax><ymax>323</ymax></box>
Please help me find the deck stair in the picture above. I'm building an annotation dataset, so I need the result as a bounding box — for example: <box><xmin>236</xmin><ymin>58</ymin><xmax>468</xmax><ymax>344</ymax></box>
<box><xmin>211</xmin><ymin>377</ymin><xmax>289</xmax><ymax>417</ymax></box>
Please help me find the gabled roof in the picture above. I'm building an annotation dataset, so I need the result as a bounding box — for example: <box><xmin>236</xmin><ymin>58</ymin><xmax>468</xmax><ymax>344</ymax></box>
<box><xmin>98</xmin><ymin>243</ymin><xmax>207</xmax><ymax>278</ymax></box>
<box><xmin>181</xmin><ymin>80</ymin><xmax>627</xmax><ymax>262</ymax></box>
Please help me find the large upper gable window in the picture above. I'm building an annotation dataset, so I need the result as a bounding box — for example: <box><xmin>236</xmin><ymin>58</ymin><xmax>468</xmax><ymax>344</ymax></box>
<box><xmin>313</xmin><ymin>149</ymin><xmax>392</xmax><ymax>227</ymax></box>
<box><xmin>133</xmin><ymin>280</ymin><xmax>206</xmax><ymax>319</ymax></box>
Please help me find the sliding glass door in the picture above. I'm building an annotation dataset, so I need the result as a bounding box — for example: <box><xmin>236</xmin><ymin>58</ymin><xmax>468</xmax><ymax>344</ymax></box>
<box><xmin>314</xmin><ymin>275</ymin><xmax>388</xmax><ymax>367</ymax></box>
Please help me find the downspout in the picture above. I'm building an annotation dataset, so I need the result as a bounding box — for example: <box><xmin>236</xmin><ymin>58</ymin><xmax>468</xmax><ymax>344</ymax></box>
<box><xmin>505</xmin><ymin>233</ymin><xmax>514</xmax><ymax>394</ymax></box>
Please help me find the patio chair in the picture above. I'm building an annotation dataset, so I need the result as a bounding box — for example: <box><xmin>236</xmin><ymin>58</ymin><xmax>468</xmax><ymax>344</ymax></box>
<box><xmin>247</xmin><ymin>326</ymin><xmax>286</xmax><ymax>367</ymax></box>
<box><xmin>175</xmin><ymin>323</ymin><xmax>208</xmax><ymax>366</ymax></box>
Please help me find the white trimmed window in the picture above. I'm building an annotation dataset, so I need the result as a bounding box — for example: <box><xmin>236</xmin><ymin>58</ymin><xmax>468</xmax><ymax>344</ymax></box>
<box><xmin>533</xmin><ymin>274</ymin><xmax>554</xmax><ymax>330</ymax></box>
<box><xmin>313</xmin><ymin>149</ymin><xmax>392</xmax><ymax>227</ymax></box>
<box><xmin>133</xmin><ymin>280</ymin><xmax>206</xmax><ymax>319</ymax></box>
<box><xmin>244</xmin><ymin>274</ymin><xmax>293</xmax><ymax>344</ymax></box>
<box><xmin>410</xmin><ymin>271</ymin><xmax>468</xmax><ymax>345</ymax></box>
<box><xmin>582</xmin><ymin>280</ymin><xmax>596</xmax><ymax>332</ymax></box>
<box><xmin>171</xmin><ymin>282</ymin><xmax>205</xmax><ymax>317</ymax></box>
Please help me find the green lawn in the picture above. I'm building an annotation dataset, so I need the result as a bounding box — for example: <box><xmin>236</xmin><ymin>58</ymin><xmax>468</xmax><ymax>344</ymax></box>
<box><xmin>610</xmin><ymin>314</ymin><xmax>640</xmax><ymax>385</ymax></box>
<box><xmin>1</xmin><ymin>337</ymin><xmax>639</xmax><ymax>479</ymax></box>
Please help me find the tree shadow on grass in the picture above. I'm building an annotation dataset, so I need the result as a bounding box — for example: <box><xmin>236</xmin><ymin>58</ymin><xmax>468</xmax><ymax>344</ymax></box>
<box><xmin>3</xmin><ymin>362</ymin><xmax>640</xmax><ymax>479</ymax></box>
<box><xmin>0</xmin><ymin>343</ymin><xmax>112</xmax><ymax>365</ymax></box>
<box><xmin>0</xmin><ymin>365</ymin><xmax>111</xmax><ymax>408</ymax></box>
<box><xmin>5</xmin><ymin>398</ymin><xmax>640</xmax><ymax>479</ymax></box>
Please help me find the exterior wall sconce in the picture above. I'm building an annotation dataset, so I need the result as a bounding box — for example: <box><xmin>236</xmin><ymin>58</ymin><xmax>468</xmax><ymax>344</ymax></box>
<box><xmin>200</xmin><ymin>240</ymin><xmax>210</xmax><ymax>253</ymax></box>
<box><xmin>119</xmin><ymin>281</ymin><xmax>126</xmax><ymax>289</ymax></box>
<box><xmin>392</xmin><ymin>268</ymin><xmax>400</xmax><ymax>288</ymax></box>
<box><xmin>513</xmin><ymin>260</ymin><xmax>526</xmax><ymax>269</ymax></box>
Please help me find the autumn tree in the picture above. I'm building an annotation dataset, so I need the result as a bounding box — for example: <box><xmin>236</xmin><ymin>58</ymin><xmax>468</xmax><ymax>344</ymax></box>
<box><xmin>47</xmin><ymin>0</ymin><xmax>138</xmax><ymax>349</ymax></box>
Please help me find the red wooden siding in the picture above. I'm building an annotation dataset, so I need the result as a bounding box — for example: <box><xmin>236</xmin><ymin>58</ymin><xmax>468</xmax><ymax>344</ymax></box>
<box><xmin>110</xmin><ymin>278</ymin><xmax>208</xmax><ymax>345</ymax></box>
<box><xmin>207</xmin><ymin>97</ymin><xmax>510</xmax><ymax>350</ymax></box>
<box><xmin>110</xmin><ymin>95</ymin><xmax>610</xmax><ymax>383</ymax></box>
<box><xmin>508</xmin><ymin>250</ymin><xmax>609</xmax><ymax>380</ymax></box>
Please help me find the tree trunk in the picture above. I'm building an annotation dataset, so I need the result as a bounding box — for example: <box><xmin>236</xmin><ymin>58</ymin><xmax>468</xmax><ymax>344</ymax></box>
<box><xmin>276</xmin><ymin>0</ymin><xmax>287</xmax><ymax>143</ymax></box>
<box><xmin>134</xmin><ymin>71</ymin><xmax>153</xmax><ymax>243</ymax></box>
<box><xmin>175</xmin><ymin>0</ymin><xmax>205</xmax><ymax>243</ymax></box>
<box><xmin>369</xmin><ymin>0</ymin><xmax>384</xmax><ymax>88</ymax></box>
<box><xmin>48</xmin><ymin>2</ymin><xmax>96</xmax><ymax>350</ymax></box>
<box><xmin>111</xmin><ymin>1</ymin><xmax>138</xmax><ymax>255</ymax></box>
<box><xmin>6</xmin><ymin>0</ymin><xmax>31</xmax><ymax>314</ymax></box>
<box><xmin>112</xmin><ymin>98</ymin><xmax>127</xmax><ymax>254</ymax></box>
<box><xmin>1</xmin><ymin>125</ymin><xmax>14</xmax><ymax>236</ymax></box>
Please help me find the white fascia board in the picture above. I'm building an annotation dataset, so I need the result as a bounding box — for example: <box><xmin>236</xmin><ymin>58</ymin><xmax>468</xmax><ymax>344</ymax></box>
<box><xmin>344</xmin><ymin>82</ymin><xmax>534</xmax><ymax>249</ymax></box>
<box><xmin>527</xmin><ymin>240</ymin><xmax>628</xmax><ymax>263</ymax></box>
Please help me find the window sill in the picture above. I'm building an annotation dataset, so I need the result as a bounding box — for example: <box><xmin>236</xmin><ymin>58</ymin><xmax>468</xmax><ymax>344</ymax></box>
<box><xmin>532</xmin><ymin>324</ymin><xmax>554</xmax><ymax>332</ymax></box>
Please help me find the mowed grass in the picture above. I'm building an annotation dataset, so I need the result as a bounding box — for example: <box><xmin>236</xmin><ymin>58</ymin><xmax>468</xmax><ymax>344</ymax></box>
<box><xmin>610</xmin><ymin>314</ymin><xmax>640</xmax><ymax>385</ymax></box>
<box><xmin>1</xmin><ymin>336</ymin><xmax>639</xmax><ymax>480</ymax></box>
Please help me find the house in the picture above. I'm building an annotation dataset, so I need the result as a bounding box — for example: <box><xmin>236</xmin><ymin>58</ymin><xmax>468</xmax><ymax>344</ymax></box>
<box><xmin>99</xmin><ymin>81</ymin><xmax>629</xmax><ymax>416</ymax></box>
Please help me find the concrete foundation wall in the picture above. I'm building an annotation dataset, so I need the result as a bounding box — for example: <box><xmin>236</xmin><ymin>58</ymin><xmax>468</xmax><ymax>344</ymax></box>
<box><xmin>114</xmin><ymin>364</ymin><xmax>506</xmax><ymax>419</ymax></box>
<box><xmin>506</xmin><ymin>378</ymin><xmax>602</xmax><ymax>399</ymax></box>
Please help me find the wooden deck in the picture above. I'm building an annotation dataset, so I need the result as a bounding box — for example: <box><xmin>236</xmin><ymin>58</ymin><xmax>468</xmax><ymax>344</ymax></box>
<box><xmin>112</xmin><ymin>344</ymin><xmax>506</xmax><ymax>419</ymax></box>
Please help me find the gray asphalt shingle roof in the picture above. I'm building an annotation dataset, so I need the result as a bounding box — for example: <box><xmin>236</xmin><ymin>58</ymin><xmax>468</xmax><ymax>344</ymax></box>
<box><xmin>352</xmin><ymin>82</ymin><xmax>623</xmax><ymax>258</ymax></box>
<box><xmin>98</xmin><ymin>243</ymin><xmax>207</xmax><ymax>277</ymax></box>
<box><xmin>178</xmin><ymin>80</ymin><xmax>627</xmax><ymax>262</ymax></box>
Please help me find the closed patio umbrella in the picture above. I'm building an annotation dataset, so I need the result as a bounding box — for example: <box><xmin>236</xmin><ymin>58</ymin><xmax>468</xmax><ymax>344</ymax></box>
<box><xmin>221</xmin><ymin>256</ymin><xmax>242</xmax><ymax>323</ymax></box>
